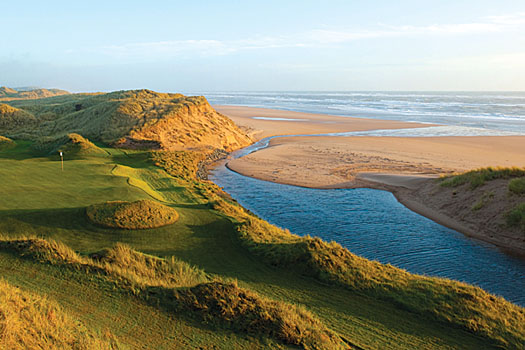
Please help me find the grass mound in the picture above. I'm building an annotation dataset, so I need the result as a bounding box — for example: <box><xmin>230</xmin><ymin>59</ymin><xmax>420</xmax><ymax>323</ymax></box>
<box><xmin>0</xmin><ymin>135</ymin><xmax>15</xmax><ymax>150</ymax></box>
<box><xmin>440</xmin><ymin>167</ymin><xmax>525</xmax><ymax>189</ymax></box>
<box><xmin>0</xmin><ymin>103</ymin><xmax>37</xmax><ymax>131</ymax></box>
<box><xmin>33</xmin><ymin>133</ymin><xmax>106</xmax><ymax>157</ymax></box>
<box><xmin>0</xmin><ymin>236</ymin><xmax>345</xmax><ymax>349</ymax></box>
<box><xmin>86</xmin><ymin>199</ymin><xmax>179</xmax><ymax>229</ymax></box>
<box><xmin>172</xmin><ymin>281</ymin><xmax>347</xmax><ymax>350</ymax></box>
<box><xmin>91</xmin><ymin>243</ymin><xmax>207</xmax><ymax>288</ymax></box>
<box><xmin>0</xmin><ymin>86</ymin><xmax>69</xmax><ymax>101</ymax></box>
<box><xmin>0</xmin><ymin>279</ymin><xmax>120</xmax><ymax>349</ymax></box>
<box><xmin>509</xmin><ymin>177</ymin><xmax>525</xmax><ymax>195</ymax></box>
<box><xmin>506</xmin><ymin>203</ymin><xmax>525</xmax><ymax>232</ymax></box>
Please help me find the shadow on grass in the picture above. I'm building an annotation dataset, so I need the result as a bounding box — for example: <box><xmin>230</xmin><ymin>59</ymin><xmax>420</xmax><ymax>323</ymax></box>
<box><xmin>111</xmin><ymin>153</ymin><xmax>152</xmax><ymax>169</ymax></box>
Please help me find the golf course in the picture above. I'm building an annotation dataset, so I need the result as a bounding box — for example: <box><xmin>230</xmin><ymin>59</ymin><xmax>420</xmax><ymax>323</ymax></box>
<box><xmin>0</xmin><ymin>90</ymin><xmax>524</xmax><ymax>350</ymax></box>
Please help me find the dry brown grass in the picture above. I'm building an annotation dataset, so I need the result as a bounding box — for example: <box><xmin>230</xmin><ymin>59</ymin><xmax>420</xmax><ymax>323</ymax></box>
<box><xmin>86</xmin><ymin>200</ymin><xmax>179</xmax><ymax>229</ymax></box>
<box><xmin>172</xmin><ymin>281</ymin><xmax>347</xmax><ymax>350</ymax></box>
<box><xmin>0</xmin><ymin>86</ymin><xmax>69</xmax><ymax>101</ymax></box>
<box><xmin>0</xmin><ymin>279</ymin><xmax>120</xmax><ymax>349</ymax></box>
<box><xmin>0</xmin><ymin>135</ymin><xmax>15</xmax><ymax>150</ymax></box>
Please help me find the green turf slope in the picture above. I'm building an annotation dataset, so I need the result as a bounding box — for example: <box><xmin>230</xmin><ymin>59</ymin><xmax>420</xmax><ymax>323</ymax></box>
<box><xmin>1</xmin><ymin>142</ymin><xmax>523</xmax><ymax>349</ymax></box>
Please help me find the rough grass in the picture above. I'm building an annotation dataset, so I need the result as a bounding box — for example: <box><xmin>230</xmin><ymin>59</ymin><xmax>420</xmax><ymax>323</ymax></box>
<box><xmin>170</xmin><ymin>281</ymin><xmax>347</xmax><ymax>350</ymax></box>
<box><xmin>508</xmin><ymin>177</ymin><xmax>525</xmax><ymax>195</ymax></box>
<box><xmin>211</xmin><ymin>191</ymin><xmax>525</xmax><ymax>349</ymax></box>
<box><xmin>0</xmin><ymin>103</ymin><xmax>37</xmax><ymax>130</ymax></box>
<box><xmin>151</xmin><ymin>150</ymin><xmax>207</xmax><ymax>181</ymax></box>
<box><xmin>0</xmin><ymin>236</ymin><xmax>346</xmax><ymax>350</ymax></box>
<box><xmin>0</xmin><ymin>86</ymin><xmax>69</xmax><ymax>101</ymax></box>
<box><xmin>148</xmin><ymin>151</ymin><xmax>525</xmax><ymax>349</ymax></box>
<box><xmin>0</xmin><ymin>278</ymin><xmax>121</xmax><ymax>350</ymax></box>
<box><xmin>506</xmin><ymin>203</ymin><xmax>525</xmax><ymax>232</ymax></box>
<box><xmin>86</xmin><ymin>199</ymin><xmax>179</xmax><ymax>229</ymax></box>
<box><xmin>441</xmin><ymin>167</ymin><xmax>525</xmax><ymax>189</ymax></box>
<box><xmin>31</xmin><ymin>133</ymin><xmax>106</xmax><ymax>157</ymax></box>
<box><xmin>0</xmin><ymin>135</ymin><xmax>15</xmax><ymax>150</ymax></box>
<box><xmin>2</xmin><ymin>89</ymin><xmax>252</xmax><ymax>151</ymax></box>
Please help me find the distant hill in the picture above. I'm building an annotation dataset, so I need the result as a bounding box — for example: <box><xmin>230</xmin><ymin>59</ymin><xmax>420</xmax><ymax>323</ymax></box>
<box><xmin>0</xmin><ymin>89</ymin><xmax>253</xmax><ymax>151</ymax></box>
<box><xmin>0</xmin><ymin>86</ymin><xmax>70</xmax><ymax>101</ymax></box>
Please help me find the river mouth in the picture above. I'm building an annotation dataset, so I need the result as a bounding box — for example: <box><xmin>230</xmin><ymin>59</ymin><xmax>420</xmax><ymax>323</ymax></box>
<box><xmin>209</xmin><ymin>138</ymin><xmax>525</xmax><ymax>306</ymax></box>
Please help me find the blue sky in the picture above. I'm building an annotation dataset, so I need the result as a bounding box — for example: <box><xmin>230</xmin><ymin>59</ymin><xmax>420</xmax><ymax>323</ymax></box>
<box><xmin>1</xmin><ymin>0</ymin><xmax>525</xmax><ymax>92</ymax></box>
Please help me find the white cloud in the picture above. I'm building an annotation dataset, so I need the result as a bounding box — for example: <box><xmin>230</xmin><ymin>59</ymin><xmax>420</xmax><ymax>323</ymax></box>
<box><xmin>78</xmin><ymin>12</ymin><xmax>525</xmax><ymax>61</ymax></box>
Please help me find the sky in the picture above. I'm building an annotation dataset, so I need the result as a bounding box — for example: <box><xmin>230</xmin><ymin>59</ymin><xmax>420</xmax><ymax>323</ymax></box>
<box><xmin>1</xmin><ymin>0</ymin><xmax>525</xmax><ymax>92</ymax></box>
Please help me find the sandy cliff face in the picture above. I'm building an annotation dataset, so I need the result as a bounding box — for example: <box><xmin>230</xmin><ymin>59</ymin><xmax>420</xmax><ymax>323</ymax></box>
<box><xmin>115</xmin><ymin>93</ymin><xmax>253</xmax><ymax>151</ymax></box>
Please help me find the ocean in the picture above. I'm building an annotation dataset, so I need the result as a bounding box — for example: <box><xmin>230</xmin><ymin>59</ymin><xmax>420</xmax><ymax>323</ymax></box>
<box><xmin>203</xmin><ymin>91</ymin><xmax>525</xmax><ymax>136</ymax></box>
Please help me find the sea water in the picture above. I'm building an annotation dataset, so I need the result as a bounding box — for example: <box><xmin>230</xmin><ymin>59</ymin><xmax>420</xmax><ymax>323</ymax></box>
<box><xmin>203</xmin><ymin>91</ymin><xmax>525</xmax><ymax>135</ymax></box>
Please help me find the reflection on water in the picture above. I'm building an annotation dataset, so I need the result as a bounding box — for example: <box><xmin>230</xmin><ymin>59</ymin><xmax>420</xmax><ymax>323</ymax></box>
<box><xmin>210</xmin><ymin>164</ymin><xmax>525</xmax><ymax>306</ymax></box>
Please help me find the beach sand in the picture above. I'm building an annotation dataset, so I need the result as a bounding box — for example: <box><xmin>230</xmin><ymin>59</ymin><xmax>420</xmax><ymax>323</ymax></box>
<box><xmin>214</xmin><ymin>105</ymin><xmax>434</xmax><ymax>139</ymax></box>
<box><xmin>218</xmin><ymin>105</ymin><xmax>525</xmax><ymax>255</ymax></box>
<box><xmin>227</xmin><ymin>135</ymin><xmax>525</xmax><ymax>188</ymax></box>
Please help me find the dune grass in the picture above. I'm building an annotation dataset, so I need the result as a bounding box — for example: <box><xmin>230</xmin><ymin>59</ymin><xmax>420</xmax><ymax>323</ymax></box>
<box><xmin>210</xmin><ymin>195</ymin><xmax>525</xmax><ymax>349</ymax></box>
<box><xmin>86</xmin><ymin>200</ymin><xmax>179</xmax><ymax>229</ymax></box>
<box><xmin>151</xmin><ymin>149</ymin><xmax>525</xmax><ymax>349</ymax></box>
<box><xmin>0</xmin><ymin>236</ymin><xmax>346</xmax><ymax>350</ymax></box>
<box><xmin>440</xmin><ymin>166</ymin><xmax>525</xmax><ymax>189</ymax></box>
<box><xmin>506</xmin><ymin>203</ymin><xmax>525</xmax><ymax>232</ymax></box>
<box><xmin>0</xmin><ymin>142</ymin><xmax>523</xmax><ymax>349</ymax></box>
<box><xmin>508</xmin><ymin>177</ymin><xmax>525</xmax><ymax>195</ymax></box>
<box><xmin>1</xmin><ymin>90</ymin><xmax>252</xmax><ymax>151</ymax></box>
<box><xmin>0</xmin><ymin>135</ymin><xmax>15</xmax><ymax>150</ymax></box>
<box><xmin>0</xmin><ymin>278</ymin><xmax>121</xmax><ymax>350</ymax></box>
<box><xmin>32</xmin><ymin>133</ymin><xmax>107</xmax><ymax>157</ymax></box>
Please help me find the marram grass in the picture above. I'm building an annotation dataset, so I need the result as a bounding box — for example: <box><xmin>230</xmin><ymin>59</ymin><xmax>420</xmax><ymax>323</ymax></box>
<box><xmin>86</xmin><ymin>199</ymin><xmax>179</xmax><ymax>229</ymax></box>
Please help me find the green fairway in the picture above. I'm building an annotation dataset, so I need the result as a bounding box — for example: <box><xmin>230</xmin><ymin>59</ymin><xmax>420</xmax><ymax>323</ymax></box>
<box><xmin>0</xmin><ymin>142</ymin><xmax>521</xmax><ymax>349</ymax></box>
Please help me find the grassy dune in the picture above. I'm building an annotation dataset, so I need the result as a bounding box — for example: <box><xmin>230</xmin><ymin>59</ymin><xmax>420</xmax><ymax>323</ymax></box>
<box><xmin>440</xmin><ymin>167</ymin><xmax>525</xmax><ymax>234</ymax></box>
<box><xmin>86</xmin><ymin>200</ymin><xmax>179</xmax><ymax>229</ymax></box>
<box><xmin>0</xmin><ymin>278</ymin><xmax>121</xmax><ymax>349</ymax></box>
<box><xmin>0</xmin><ymin>236</ymin><xmax>346</xmax><ymax>350</ymax></box>
<box><xmin>0</xmin><ymin>86</ymin><xmax>69</xmax><ymax>101</ymax></box>
<box><xmin>0</xmin><ymin>104</ymin><xmax>524</xmax><ymax>349</ymax></box>
<box><xmin>1</xmin><ymin>90</ymin><xmax>252</xmax><ymax>151</ymax></box>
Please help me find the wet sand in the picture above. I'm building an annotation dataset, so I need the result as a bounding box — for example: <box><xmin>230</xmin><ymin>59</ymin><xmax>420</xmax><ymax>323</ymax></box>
<box><xmin>214</xmin><ymin>105</ymin><xmax>434</xmax><ymax>139</ymax></box>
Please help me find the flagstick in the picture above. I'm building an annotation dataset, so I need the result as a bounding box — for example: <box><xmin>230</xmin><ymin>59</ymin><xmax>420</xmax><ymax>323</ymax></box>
<box><xmin>59</xmin><ymin>151</ymin><xmax>63</xmax><ymax>171</ymax></box>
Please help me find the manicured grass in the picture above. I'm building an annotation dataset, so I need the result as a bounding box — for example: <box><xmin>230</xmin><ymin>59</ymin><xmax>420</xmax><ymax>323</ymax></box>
<box><xmin>0</xmin><ymin>143</ymin><xmax>523</xmax><ymax>350</ymax></box>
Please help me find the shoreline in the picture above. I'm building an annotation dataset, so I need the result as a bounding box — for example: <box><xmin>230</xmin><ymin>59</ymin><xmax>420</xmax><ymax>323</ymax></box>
<box><xmin>217</xmin><ymin>105</ymin><xmax>525</xmax><ymax>257</ymax></box>
<box><xmin>225</xmin><ymin>158</ymin><xmax>525</xmax><ymax>258</ymax></box>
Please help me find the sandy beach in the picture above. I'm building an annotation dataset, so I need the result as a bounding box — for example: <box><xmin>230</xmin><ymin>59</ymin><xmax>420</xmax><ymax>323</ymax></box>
<box><xmin>214</xmin><ymin>105</ymin><xmax>434</xmax><ymax>139</ymax></box>
<box><xmin>227</xmin><ymin>135</ymin><xmax>525</xmax><ymax>188</ymax></box>
<box><xmin>218</xmin><ymin>105</ymin><xmax>525</xmax><ymax>256</ymax></box>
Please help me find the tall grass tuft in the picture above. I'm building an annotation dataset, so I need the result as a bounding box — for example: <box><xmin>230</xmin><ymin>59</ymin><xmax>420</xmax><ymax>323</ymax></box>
<box><xmin>86</xmin><ymin>200</ymin><xmax>179</xmax><ymax>229</ymax></box>
<box><xmin>440</xmin><ymin>167</ymin><xmax>525</xmax><ymax>189</ymax></box>
<box><xmin>506</xmin><ymin>203</ymin><xmax>525</xmax><ymax>232</ymax></box>
<box><xmin>0</xmin><ymin>278</ymin><xmax>122</xmax><ymax>349</ymax></box>
<box><xmin>169</xmin><ymin>281</ymin><xmax>347</xmax><ymax>350</ymax></box>
<box><xmin>508</xmin><ymin>177</ymin><xmax>525</xmax><ymax>195</ymax></box>
<box><xmin>1</xmin><ymin>236</ymin><xmax>347</xmax><ymax>349</ymax></box>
